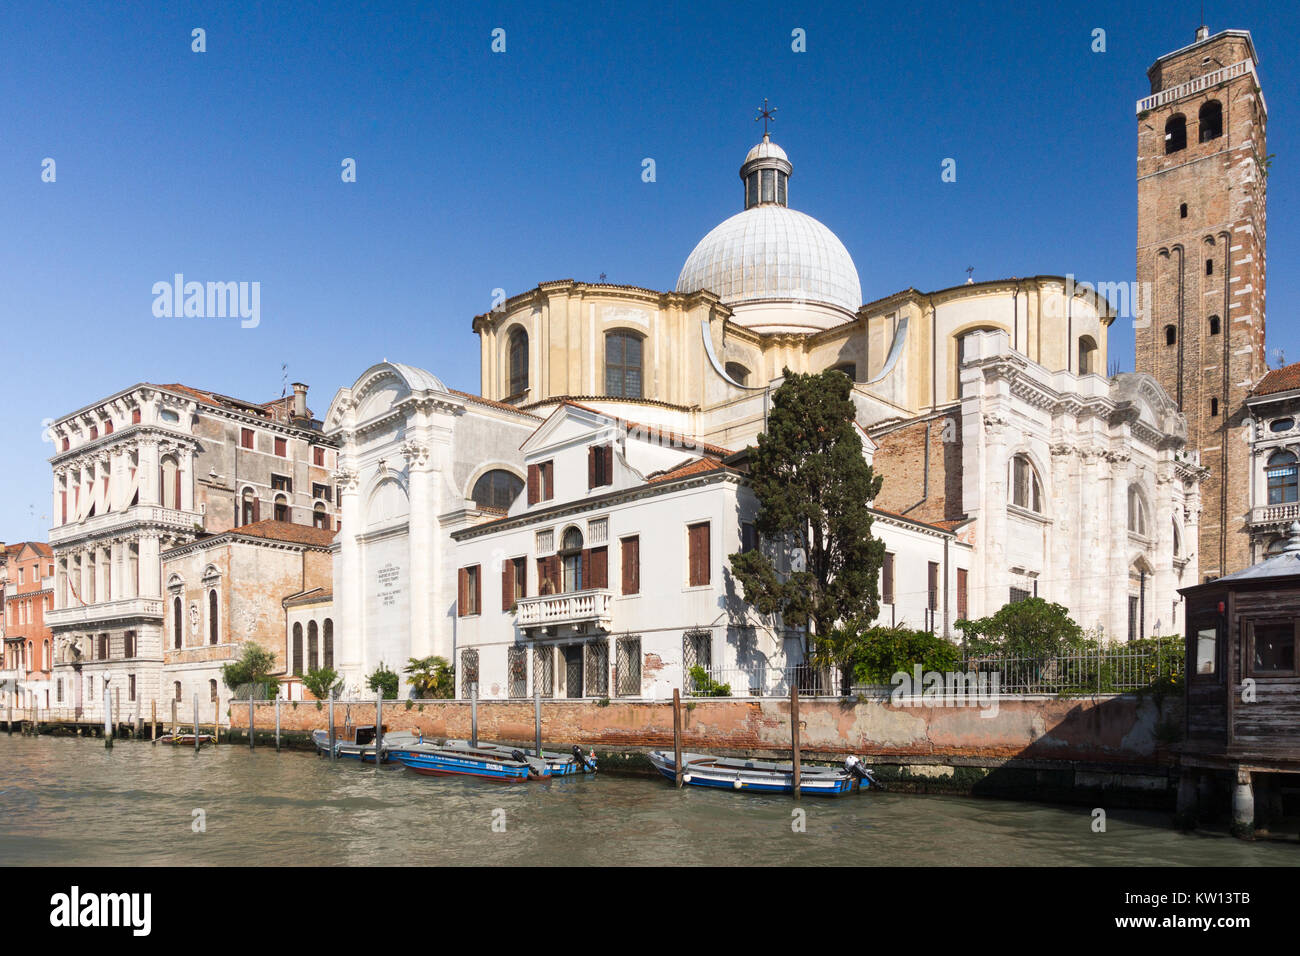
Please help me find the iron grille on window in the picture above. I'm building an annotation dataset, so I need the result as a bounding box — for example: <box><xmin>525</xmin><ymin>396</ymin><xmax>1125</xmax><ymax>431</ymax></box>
<box><xmin>508</xmin><ymin>646</ymin><xmax>527</xmax><ymax>698</ymax></box>
<box><xmin>533</xmin><ymin>646</ymin><xmax>554</xmax><ymax>698</ymax></box>
<box><xmin>616</xmin><ymin>636</ymin><xmax>641</xmax><ymax>697</ymax></box>
<box><xmin>585</xmin><ymin>639</ymin><xmax>610</xmax><ymax>697</ymax></box>
<box><xmin>1009</xmin><ymin>587</ymin><xmax>1031</xmax><ymax>604</ymax></box>
<box><xmin>460</xmin><ymin>648</ymin><xmax>479</xmax><ymax>698</ymax></box>
<box><xmin>682</xmin><ymin>629</ymin><xmax>711</xmax><ymax>691</ymax></box>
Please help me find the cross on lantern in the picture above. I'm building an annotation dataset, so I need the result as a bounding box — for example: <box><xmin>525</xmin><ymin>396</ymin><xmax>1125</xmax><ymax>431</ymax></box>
<box><xmin>755</xmin><ymin>99</ymin><xmax>777</xmax><ymax>135</ymax></box>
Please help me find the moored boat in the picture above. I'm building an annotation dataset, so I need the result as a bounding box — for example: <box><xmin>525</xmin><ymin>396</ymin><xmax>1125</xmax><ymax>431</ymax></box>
<box><xmin>445</xmin><ymin>739</ymin><xmax>597</xmax><ymax>776</ymax></box>
<box><xmin>387</xmin><ymin>740</ymin><xmax>551</xmax><ymax>780</ymax></box>
<box><xmin>312</xmin><ymin>725</ymin><xmax>418</xmax><ymax>763</ymax></box>
<box><xmin>648</xmin><ymin>751</ymin><xmax>875</xmax><ymax>796</ymax></box>
<box><xmin>154</xmin><ymin>732</ymin><xmax>215</xmax><ymax>746</ymax></box>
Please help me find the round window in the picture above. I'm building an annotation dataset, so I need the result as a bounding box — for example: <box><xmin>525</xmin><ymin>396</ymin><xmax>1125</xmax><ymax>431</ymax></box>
<box><xmin>1270</xmin><ymin>418</ymin><xmax>1294</xmax><ymax>433</ymax></box>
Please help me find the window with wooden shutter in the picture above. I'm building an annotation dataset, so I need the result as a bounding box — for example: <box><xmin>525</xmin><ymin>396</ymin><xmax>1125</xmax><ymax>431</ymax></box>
<box><xmin>882</xmin><ymin>552</ymin><xmax>895</xmax><ymax>604</ymax></box>
<box><xmin>927</xmin><ymin>562</ymin><xmax>939</xmax><ymax>611</ymax></box>
<box><xmin>240</xmin><ymin>428</ymin><xmax>254</xmax><ymax>449</ymax></box>
<box><xmin>542</xmin><ymin>461</ymin><xmax>554</xmax><ymax>500</ymax></box>
<box><xmin>588</xmin><ymin>447</ymin><xmax>597</xmax><ymax>489</ymax></box>
<box><xmin>471</xmin><ymin>565</ymin><xmax>481</xmax><ymax>615</ymax></box>
<box><xmin>527</xmin><ymin>464</ymin><xmax>539</xmax><ymax>505</ymax></box>
<box><xmin>502</xmin><ymin>558</ymin><xmax>513</xmax><ymax>611</ymax></box>
<box><xmin>588</xmin><ymin>444</ymin><xmax>614</xmax><ymax>489</ymax></box>
<box><xmin>621</xmin><ymin>536</ymin><xmax>639</xmax><ymax>594</ymax></box>
<box><xmin>688</xmin><ymin>522</ymin><xmax>710</xmax><ymax>587</ymax></box>
<box><xmin>957</xmin><ymin>568</ymin><xmax>968</xmax><ymax>620</ymax></box>
<box><xmin>457</xmin><ymin>567</ymin><xmax>467</xmax><ymax>616</ymax></box>
<box><xmin>589</xmin><ymin>547</ymin><xmax>608</xmax><ymax>589</ymax></box>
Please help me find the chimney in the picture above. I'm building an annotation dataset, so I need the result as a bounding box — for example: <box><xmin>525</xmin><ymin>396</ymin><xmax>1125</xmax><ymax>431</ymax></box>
<box><xmin>1196</xmin><ymin>24</ymin><xmax>1209</xmax><ymax>41</ymax></box>
<box><xmin>291</xmin><ymin>383</ymin><xmax>308</xmax><ymax>420</ymax></box>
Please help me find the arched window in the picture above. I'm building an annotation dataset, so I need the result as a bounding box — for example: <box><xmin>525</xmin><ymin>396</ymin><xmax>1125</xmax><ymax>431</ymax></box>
<box><xmin>1198</xmin><ymin>101</ymin><xmax>1223</xmax><ymax>142</ymax></box>
<box><xmin>1010</xmin><ymin>454</ymin><xmax>1043</xmax><ymax>512</ymax></box>
<box><xmin>1127</xmin><ymin>486</ymin><xmax>1149</xmax><ymax>536</ymax></box>
<box><xmin>1208</xmin><ymin>315</ymin><xmax>1221</xmax><ymax>335</ymax></box>
<box><xmin>209</xmin><ymin>679</ymin><xmax>218</xmax><ymax>703</ymax></box>
<box><xmin>508</xmin><ymin>328</ymin><xmax>529</xmax><ymax>397</ymax></box>
<box><xmin>1266</xmin><ymin>450</ymin><xmax>1298</xmax><ymax>505</ymax></box>
<box><xmin>274</xmin><ymin>494</ymin><xmax>289</xmax><ymax>522</ymax></box>
<box><xmin>42</xmin><ymin>639</ymin><xmax>49</xmax><ymax>670</ymax></box>
<box><xmin>174</xmin><ymin>681</ymin><xmax>182</xmax><ymax>702</ymax></box>
<box><xmin>240</xmin><ymin>487</ymin><xmax>256</xmax><ymax>525</ymax></box>
<box><xmin>471</xmin><ymin>470</ymin><xmax>524</xmax><ymax>510</ymax></box>
<box><xmin>1172</xmin><ymin>520</ymin><xmax>1182</xmax><ymax>557</ymax></box>
<box><xmin>1164</xmin><ymin>325</ymin><xmax>1177</xmax><ymax>346</ymax></box>
<box><xmin>173</xmin><ymin>596</ymin><xmax>183</xmax><ymax>649</ymax></box>
<box><xmin>312</xmin><ymin>502</ymin><xmax>328</xmax><ymax>529</ymax></box>
<box><xmin>308</xmin><ymin>621</ymin><xmax>319</xmax><ymax>672</ymax></box>
<box><xmin>208</xmin><ymin>589</ymin><xmax>218</xmax><ymax>644</ymax></box>
<box><xmin>1077</xmin><ymin>336</ymin><xmax>1098</xmax><ymax>375</ymax></box>
<box><xmin>292</xmin><ymin>623</ymin><xmax>303</xmax><ymax>676</ymax></box>
<box><xmin>725</xmin><ymin>362</ymin><xmax>750</xmax><ymax>386</ymax></box>
<box><xmin>323</xmin><ymin>619</ymin><xmax>334</xmax><ymax>670</ymax></box>
<box><xmin>560</xmin><ymin>527</ymin><xmax>584</xmax><ymax>593</ymax></box>
<box><xmin>1210</xmin><ymin>397</ymin><xmax>1219</xmax><ymax>417</ymax></box>
<box><xmin>1165</xmin><ymin>114</ymin><xmax>1187</xmax><ymax>154</ymax></box>
<box><xmin>160</xmin><ymin>455</ymin><xmax>180</xmax><ymax>510</ymax></box>
<box><xmin>605</xmin><ymin>331</ymin><xmax>643</xmax><ymax>398</ymax></box>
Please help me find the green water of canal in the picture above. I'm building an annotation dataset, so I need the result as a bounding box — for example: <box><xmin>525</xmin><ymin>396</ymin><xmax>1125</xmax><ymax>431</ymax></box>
<box><xmin>0</xmin><ymin>736</ymin><xmax>1292</xmax><ymax>866</ymax></box>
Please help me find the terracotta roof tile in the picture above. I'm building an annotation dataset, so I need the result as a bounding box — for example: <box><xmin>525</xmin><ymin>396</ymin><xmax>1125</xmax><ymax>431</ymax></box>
<box><xmin>447</xmin><ymin>389</ymin><xmax>543</xmax><ymax>419</ymax></box>
<box><xmin>647</xmin><ymin>457</ymin><xmax>727</xmax><ymax>483</ymax></box>
<box><xmin>227</xmin><ymin>520</ymin><xmax>337</xmax><ymax>548</ymax></box>
<box><xmin>1253</xmin><ymin>363</ymin><xmax>1300</xmax><ymax>397</ymax></box>
<box><xmin>546</xmin><ymin>400</ymin><xmax>734</xmax><ymax>458</ymax></box>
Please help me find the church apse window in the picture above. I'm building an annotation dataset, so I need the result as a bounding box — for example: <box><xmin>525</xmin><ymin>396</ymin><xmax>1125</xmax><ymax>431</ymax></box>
<box><xmin>725</xmin><ymin>362</ymin><xmax>750</xmax><ymax>386</ymax></box>
<box><xmin>507</xmin><ymin>328</ymin><xmax>529</xmax><ymax>397</ymax></box>
<box><xmin>1010</xmin><ymin>455</ymin><xmax>1043</xmax><ymax>513</ymax></box>
<box><xmin>1179</xmin><ymin>203</ymin><xmax>1188</xmax><ymax>219</ymax></box>
<box><xmin>1210</xmin><ymin>397</ymin><xmax>1219</xmax><ymax>417</ymax></box>
<box><xmin>1127</xmin><ymin>486</ymin><xmax>1149</xmax><ymax>537</ymax></box>
<box><xmin>1077</xmin><ymin>336</ymin><xmax>1098</xmax><ymax>375</ymax></box>
<box><xmin>1198</xmin><ymin>101</ymin><xmax>1223</xmax><ymax>143</ymax></box>
<box><xmin>1165</xmin><ymin>114</ymin><xmax>1187</xmax><ymax>154</ymax></box>
<box><xmin>1208</xmin><ymin>315</ymin><xmax>1220</xmax><ymax>336</ymax></box>
<box><xmin>1266</xmin><ymin>450</ymin><xmax>1298</xmax><ymax>505</ymax></box>
<box><xmin>472</xmin><ymin>470</ymin><xmax>524</xmax><ymax>511</ymax></box>
<box><xmin>605</xmin><ymin>331</ymin><xmax>644</xmax><ymax>398</ymax></box>
<box><xmin>1164</xmin><ymin>325</ymin><xmax>1177</xmax><ymax>347</ymax></box>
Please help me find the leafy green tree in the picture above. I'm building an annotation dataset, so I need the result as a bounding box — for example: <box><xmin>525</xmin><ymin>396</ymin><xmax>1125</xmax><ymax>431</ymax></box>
<box><xmin>844</xmin><ymin>624</ymin><xmax>962</xmax><ymax>684</ymax></box>
<box><xmin>729</xmin><ymin>368</ymin><xmax>886</xmax><ymax>657</ymax></box>
<box><xmin>221</xmin><ymin>643</ymin><xmax>281</xmax><ymax>697</ymax></box>
<box><xmin>366</xmin><ymin>662</ymin><xmax>400</xmax><ymax>700</ymax></box>
<box><xmin>687</xmin><ymin>665</ymin><xmax>731</xmax><ymax>697</ymax></box>
<box><xmin>404</xmin><ymin>656</ymin><xmax>455</xmax><ymax>699</ymax></box>
<box><xmin>301</xmin><ymin>666</ymin><xmax>343</xmax><ymax>701</ymax></box>
<box><xmin>956</xmin><ymin>598</ymin><xmax>1083</xmax><ymax>659</ymax></box>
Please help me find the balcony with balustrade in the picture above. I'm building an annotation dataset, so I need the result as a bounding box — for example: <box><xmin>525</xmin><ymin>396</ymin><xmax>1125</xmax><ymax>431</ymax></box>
<box><xmin>49</xmin><ymin>505</ymin><xmax>204</xmax><ymax>546</ymax></box>
<box><xmin>46</xmin><ymin>597</ymin><xmax>165</xmax><ymax>628</ymax></box>
<box><xmin>514</xmin><ymin>589</ymin><xmax>613</xmax><ymax>632</ymax></box>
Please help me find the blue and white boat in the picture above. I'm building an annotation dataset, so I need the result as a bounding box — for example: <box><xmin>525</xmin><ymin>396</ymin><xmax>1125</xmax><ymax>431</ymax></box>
<box><xmin>445</xmin><ymin>739</ymin><xmax>597</xmax><ymax>776</ymax></box>
<box><xmin>648</xmin><ymin>751</ymin><xmax>875</xmax><ymax>796</ymax></box>
<box><xmin>312</xmin><ymin>725</ymin><xmax>418</xmax><ymax>763</ymax></box>
<box><xmin>387</xmin><ymin>740</ymin><xmax>551</xmax><ymax>781</ymax></box>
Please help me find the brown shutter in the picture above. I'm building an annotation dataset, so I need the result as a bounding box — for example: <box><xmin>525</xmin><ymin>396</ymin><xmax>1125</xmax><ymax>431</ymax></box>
<box><xmin>581</xmin><ymin>549</ymin><xmax>590</xmax><ymax>590</ymax></box>
<box><xmin>252</xmin><ymin>497</ymin><xmax>261</xmax><ymax>522</ymax></box>
<box><xmin>537</xmin><ymin>558</ymin><xmax>548</xmax><ymax>594</ymax></box>
<box><xmin>590</xmin><ymin>547</ymin><xmax>608</xmax><ymax>589</ymax></box>
<box><xmin>474</xmin><ymin>565</ymin><xmax>481</xmax><ymax>615</ymax></box>
<box><xmin>527</xmin><ymin>464</ymin><xmax>538</xmax><ymax>505</ymax></box>
<box><xmin>457</xmin><ymin>568</ymin><xmax>466</xmax><ymax>617</ymax></box>
<box><xmin>688</xmin><ymin>523</ymin><xmax>710</xmax><ymax>587</ymax></box>
<box><xmin>622</xmin><ymin>537</ymin><xmax>640</xmax><ymax>595</ymax></box>
<box><xmin>502</xmin><ymin>558</ymin><xmax>513</xmax><ymax>610</ymax></box>
<box><xmin>543</xmin><ymin>461</ymin><xmax>554</xmax><ymax>500</ymax></box>
<box><xmin>588</xmin><ymin>447</ymin><xmax>596</xmax><ymax>489</ymax></box>
<box><xmin>603</xmin><ymin>445</ymin><xmax>613</xmax><ymax>485</ymax></box>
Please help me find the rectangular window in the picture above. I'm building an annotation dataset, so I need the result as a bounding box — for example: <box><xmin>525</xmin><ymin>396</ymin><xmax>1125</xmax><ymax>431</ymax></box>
<box><xmin>687</xmin><ymin>522</ymin><xmax>711</xmax><ymax>587</ymax></box>
<box><xmin>1194</xmin><ymin>623</ymin><xmax>1218</xmax><ymax>675</ymax></box>
<box><xmin>957</xmin><ymin>568</ymin><xmax>968</xmax><ymax>620</ymax></box>
<box><xmin>621</xmin><ymin>536</ymin><xmax>640</xmax><ymax>595</ymax></box>
<box><xmin>527</xmin><ymin>461</ymin><xmax>555</xmax><ymax>504</ymax></box>
<box><xmin>1011</xmin><ymin>587</ymin><xmax>1032</xmax><ymax>605</ymax></box>
<box><xmin>313</xmin><ymin>446</ymin><xmax>325</xmax><ymax>466</ymax></box>
<box><xmin>132</xmin><ymin>408</ymin><xmax>142</xmax><ymax>425</ymax></box>
<box><xmin>589</xmin><ymin>546</ymin><xmax>608</xmax><ymax>589</ymax></box>
<box><xmin>1250</xmin><ymin>619</ymin><xmax>1297</xmax><ymax>675</ymax></box>
<box><xmin>616</xmin><ymin>636</ymin><xmax>641</xmax><ymax>697</ymax></box>
<box><xmin>240</xmin><ymin>427</ymin><xmax>254</xmax><ymax>449</ymax></box>
<box><xmin>1127</xmin><ymin>595</ymin><xmax>1140</xmax><ymax>642</ymax></box>
<box><xmin>124</xmin><ymin>631</ymin><xmax>136</xmax><ymax>659</ymax></box>
<box><xmin>503</xmin><ymin>556</ymin><xmax>527</xmax><ymax>609</ymax></box>
<box><xmin>271</xmin><ymin>474</ymin><xmax>292</xmax><ymax>492</ymax></box>
<box><xmin>588</xmin><ymin>444</ymin><xmax>614</xmax><ymax>489</ymax></box>
<box><xmin>458</xmin><ymin>565</ymin><xmax>481</xmax><ymax>617</ymax></box>
<box><xmin>927</xmin><ymin>562</ymin><xmax>939</xmax><ymax>612</ymax></box>
<box><xmin>882</xmin><ymin>553</ymin><xmax>895</xmax><ymax>604</ymax></box>
<box><xmin>312</xmin><ymin>482</ymin><xmax>331</xmax><ymax>502</ymax></box>
<box><xmin>741</xmin><ymin>521</ymin><xmax>758</xmax><ymax>554</ymax></box>
<box><xmin>274</xmin><ymin>437</ymin><xmax>287</xmax><ymax>457</ymax></box>
<box><xmin>128</xmin><ymin>674</ymin><xmax>136</xmax><ymax>702</ymax></box>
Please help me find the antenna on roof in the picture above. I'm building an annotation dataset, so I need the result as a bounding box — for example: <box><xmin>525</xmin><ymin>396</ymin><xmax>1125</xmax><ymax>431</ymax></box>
<box><xmin>281</xmin><ymin>363</ymin><xmax>288</xmax><ymax>398</ymax></box>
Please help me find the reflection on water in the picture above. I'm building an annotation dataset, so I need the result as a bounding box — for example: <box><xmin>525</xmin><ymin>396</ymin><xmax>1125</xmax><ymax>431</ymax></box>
<box><xmin>0</xmin><ymin>736</ymin><xmax>1290</xmax><ymax>866</ymax></box>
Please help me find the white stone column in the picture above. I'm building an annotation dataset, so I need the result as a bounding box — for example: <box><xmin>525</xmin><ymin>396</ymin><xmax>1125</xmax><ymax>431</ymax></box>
<box><xmin>179</xmin><ymin>446</ymin><xmax>195</xmax><ymax>513</ymax></box>
<box><xmin>138</xmin><ymin>439</ymin><xmax>160</xmax><ymax>507</ymax></box>
<box><xmin>138</xmin><ymin>535</ymin><xmax>161</xmax><ymax>599</ymax></box>
<box><xmin>406</xmin><ymin>441</ymin><xmax>434</xmax><ymax>662</ymax></box>
<box><xmin>1108</xmin><ymin>452</ymin><xmax>1132</xmax><ymax>640</ymax></box>
<box><xmin>333</xmin><ymin>458</ymin><xmax>363</xmax><ymax>688</ymax></box>
<box><xmin>80</xmin><ymin>548</ymin><xmax>92</xmax><ymax>606</ymax></box>
<box><xmin>109</xmin><ymin>540</ymin><xmax>123</xmax><ymax>604</ymax></box>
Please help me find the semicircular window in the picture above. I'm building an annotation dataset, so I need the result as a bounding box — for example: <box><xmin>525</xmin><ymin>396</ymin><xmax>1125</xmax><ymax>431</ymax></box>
<box><xmin>471</xmin><ymin>470</ymin><xmax>524</xmax><ymax>510</ymax></box>
<box><xmin>1270</xmin><ymin>418</ymin><xmax>1294</xmax><ymax>434</ymax></box>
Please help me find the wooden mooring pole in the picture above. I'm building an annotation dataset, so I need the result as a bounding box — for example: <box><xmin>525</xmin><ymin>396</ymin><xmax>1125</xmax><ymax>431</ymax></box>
<box><xmin>375</xmin><ymin>691</ymin><xmax>384</xmax><ymax>765</ymax></box>
<box><xmin>470</xmin><ymin>682</ymin><xmax>478</xmax><ymax>748</ymax></box>
<box><xmin>274</xmin><ymin>696</ymin><xmax>281</xmax><ymax>752</ymax></box>
<box><xmin>327</xmin><ymin>689</ymin><xmax>336</xmax><ymax>763</ymax></box>
<box><xmin>193</xmin><ymin>694</ymin><xmax>200</xmax><ymax>753</ymax></box>
<box><xmin>248</xmin><ymin>696</ymin><xmax>255</xmax><ymax>751</ymax></box>
<box><xmin>791</xmin><ymin>683</ymin><xmax>801</xmax><ymax>799</ymax></box>
<box><xmin>672</xmin><ymin>688</ymin><xmax>683</xmax><ymax>789</ymax></box>
<box><xmin>151</xmin><ymin>700</ymin><xmax>157</xmax><ymax>742</ymax></box>
<box><xmin>134</xmin><ymin>692</ymin><xmax>140</xmax><ymax>740</ymax></box>
<box><xmin>534</xmin><ymin>687</ymin><xmax>542</xmax><ymax>756</ymax></box>
<box><xmin>103</xmin><ymin>679</ymin><xmax>113</xmax><ymax>749</ymax></box>
<box><xmin>170</xmin><ymin>698</ymin><xmax>177</xmax><ymax>737</ymax></box>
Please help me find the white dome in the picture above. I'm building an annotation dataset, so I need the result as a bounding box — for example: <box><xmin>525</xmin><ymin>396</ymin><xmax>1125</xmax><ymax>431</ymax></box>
<box><xmin>743</xmin><ymin>138</ymin><xmax>788</xmax><ymax>165</ymax></box>
<box><xmin>676</xmin><ymin>205</ymin><xmax>862</xmax><ymax>314</ymax></box>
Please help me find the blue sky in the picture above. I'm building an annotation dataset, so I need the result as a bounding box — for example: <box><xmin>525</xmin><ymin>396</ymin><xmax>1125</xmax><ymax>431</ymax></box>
<box><xmin>1</xmin><ymin>0</ymin><xmax>1296</xmax><ymax>541</ymax></box>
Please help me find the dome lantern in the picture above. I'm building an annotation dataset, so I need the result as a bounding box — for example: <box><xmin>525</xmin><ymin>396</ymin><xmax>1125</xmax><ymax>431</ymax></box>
<box><xmin>740</xmin><ymin>133</ymin><xmax>792</xmax><ymax>209</ymax></box>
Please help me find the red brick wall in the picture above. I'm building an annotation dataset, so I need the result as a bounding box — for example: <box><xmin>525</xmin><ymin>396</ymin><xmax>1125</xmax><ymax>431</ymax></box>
<box><xmin>870</xmin><ymin>410</ymin><xmax>964</xmax><ymax>525</ymax></box>
<box><xmin>231</xmin><ymin>694</ymin><xmax>1174</xmax><ymax>764</ymax></box>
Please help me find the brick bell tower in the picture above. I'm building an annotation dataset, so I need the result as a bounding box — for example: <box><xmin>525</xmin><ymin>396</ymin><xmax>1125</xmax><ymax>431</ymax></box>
<box><xmin>1135</xmin><ymin>25</ymin><xmax>1269</xmax><ymax>580</ymax></box>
